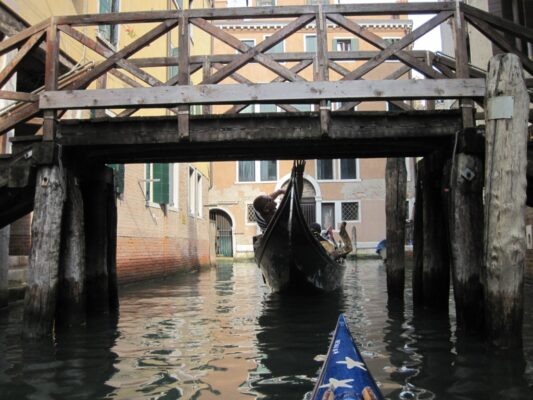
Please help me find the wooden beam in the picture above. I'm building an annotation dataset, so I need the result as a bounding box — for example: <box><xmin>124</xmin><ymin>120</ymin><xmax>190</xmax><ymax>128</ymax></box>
<box><xmin>328</xmin><ymin>12</ymin><xmax>451</xmax><ymax>80</ymax></box>
<box><xmin>43</xmin><ymin>23</ymin><xmax>59</xmax><ymax>141</ymax></box>
<box><xmin>51</xmin><ymin>3</ymin><xmax>456</xmax><ymax>26</ymax></box>
<box><xmin>41</xmin><ymin>79</ymin><xmax>485</xmax><ymax>110</ymax></box>
<box><xmin>0</xmin><ymin>19</ymin><xmax>48</xmax><ymax>57</ymax></box>
<box><xmin>461</xmin><ymin>3</ymin><xmax>533</xmax><ymax>43</ymax></box>
<box><xmin>453</xmin><ymin>5</ymin><xmax>474</xmax><ymax>128</ymax></box>
<box><xmin>177</xmin><ymin>13</ymin><xmax>190</xmax><ymax>140</ymax></box>
<box><xmin>0</xmin><ymin>30</ymin><xmax>45</xmax><ymax>88</ymax></box>
<box><xmin>0</xmin><ymin>90</ymin><xmax>38</xmax><ymax>102</ymax></box>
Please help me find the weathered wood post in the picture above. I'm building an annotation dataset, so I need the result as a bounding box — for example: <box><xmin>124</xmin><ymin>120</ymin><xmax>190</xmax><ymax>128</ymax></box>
<box><xmin>483</xmin><ymin>54</ymin><xmax>529</xmax><ymax>348</ymax></box>
<box><xmin>412</xmin><ymin>160</ymin><xmax>424</xmax><ymax>307</ymax></box>
<box><xmin>385</xmin><ymin>157</ymin><xmax>407</xmax><ymax>299</ymax></box>
<box><xmin>56</xmin><ymin>172</ymin><xmax>86</xmax><ymax>327</ymax></box>
<box><xmin>23</xmin><ymin>165</ymin><xmax>65</xmax><ymax>338</ymax></box>
<box><xmin>0</xmin><ymin>225</ymin><xmax>10</xmax><ymax>309</ymax></box>
<box><xmin>82</xmin><ymin>165</ymin><xmax>110</xmax><ymax>314</ymax></box>
<box><xmin>447</xmin><ymin>152</ymin><xmax>484</xmax><ymax>332</ymax></box>
<box><xmin>422</xmin><ymin>152</ymin><xmax>450</xmax><ymax>310</ymax></box>
<box><xmin>106</xmin><ymin>172</ymin><xmax>119</xmax><ymax>311</ymax></box>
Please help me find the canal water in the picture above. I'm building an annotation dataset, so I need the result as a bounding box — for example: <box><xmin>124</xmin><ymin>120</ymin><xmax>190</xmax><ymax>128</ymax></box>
<box><xmin>1</xmin><ymin>258</ymin><xmax>533</xmax><ymax>399</ymax></box>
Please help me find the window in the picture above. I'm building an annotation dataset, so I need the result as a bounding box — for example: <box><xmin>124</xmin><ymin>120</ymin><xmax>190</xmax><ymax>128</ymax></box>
<box><xmin>99</xmin><ymin>0</ymin><xmax>119</xmax><ymax>47</ymax></box>
<box><xmin>340</xmin><ymin>158</ymin><xmax>357</xmax><ymax>180</ymax></box>
<box><xmin>169</xmin><ymin>47</ymin><xmax>179</xmax><ymax>78</ymax></box>
<box><xmin>257</xmin><ymin>0</ymin><xmax>275</xmax><ymax>5</ymax></box>
<box><xmin>305</xmin><ymin>35</ymin><xmax>317</xmax><ymax>52</ymax></box>
<box><xmin>333</xmin><ymin>38</ymin><xmax>358</xmax><ymax>52</ymax></box>
<box><xmin>241</xmin><ymin>39</ymin><xmax>255</xmax><ymax>52</ymax></box>
<box><xmin>237</xmin><ymin>160</ymin><xmax>277</xmax><ymax>182</ymax></box>
<box><xmin>246</xmin><ymin>204</ymin><xmax>257</xmax><ymax>223</ymax></box>
<box><xmin>259</xmin><ymin>104</ymin><xmax>278</xmax><ymax>113</ymax></box>
<box><xmin>383</xmin><ymin>37</ymin><xmax>401</xmax><ymax>47</ymax></box>
<box><xmin>189</xmin><ymin>167</ymin><xmax>196</xmax><ymax>215</ymax></box>
<box><xmin>107</xmin><ymin>164</ymin><xmax>125</xmax><ymax>195</ymax></box>
<box><xmin>196</xmin><ymin>173</ymin><xmax>203</xmax><ymax>218</ymax></box>
<box><xmin>321</xmin><ymin>203</ymin><xmax>335</xmax><ymax>229</ymax></box>
<box><xmin>317</xmin><ymin>159</ymin><xmax>334</xmax><ymax>180</ymax></box>
<box><xmin>341</xmin><ymin>202</ymin><xmax>359</xmax><ymax>221</ymax></box>
<box><xmin>264</xmin><ymin>35</ymin><xmax>284</xmax><ymax>54</ymax></box>
<box><xmin>145</xmin><ymin>163</ymin><xmax>172</xmax><ymax>205</ymax></box>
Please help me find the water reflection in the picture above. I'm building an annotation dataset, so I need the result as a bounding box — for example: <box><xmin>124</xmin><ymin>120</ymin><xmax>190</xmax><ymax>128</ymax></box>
<box><xmin>0</xmin><ymin>260</ymin><xmax>532</xmax><ymax>399</ymax></box>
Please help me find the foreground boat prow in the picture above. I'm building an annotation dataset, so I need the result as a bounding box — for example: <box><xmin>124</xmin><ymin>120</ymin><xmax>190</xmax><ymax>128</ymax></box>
<box><xmin>310</xmin><ymin>314</ymin><xmax>384</xmax><ymax>400</ymax></box>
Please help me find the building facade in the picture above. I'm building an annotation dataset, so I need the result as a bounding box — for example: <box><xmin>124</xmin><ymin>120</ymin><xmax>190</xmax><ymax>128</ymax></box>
<box><xmin>208</xmin><ymin>0</ymin><xmax>416</xmax><ymax>258</ymax></box>
<box><xmin>0</xmin><ymin>0</ymin><xmax>213</xmax><ymax>284</ymax></box>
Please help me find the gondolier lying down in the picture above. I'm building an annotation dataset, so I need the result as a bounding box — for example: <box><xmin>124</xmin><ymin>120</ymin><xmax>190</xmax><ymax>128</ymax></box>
<box><xmin>253</xmin><ymin>189</ymin><xmax>285</xmax><ymax>232</ymax></box>
<box><xmin>310</xmin><ymin>221</ymin><xmax>353</xmax><ymax>260</ymax></box>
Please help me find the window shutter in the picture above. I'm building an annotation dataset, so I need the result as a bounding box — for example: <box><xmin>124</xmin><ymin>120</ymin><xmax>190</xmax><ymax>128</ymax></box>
<box><xmin>153</xmin><ymin>163</ymin><xmax>170</xmax><ymax>204</ymax></box>
<box><xmin>351</xmin><ymin>39</ymin><xmax>358</xmax><ymax>51</ymax></box>
<box><xmin>169</xmin><ymin>47</ymin><xmax>179</xmax><ymax>78</ymax></box>
<box><xmin>108</xmin><ymin>164</ymin><xmax>125</xmax><ymax>194</ymax></box>
<box><xmin>332</xmin><ymin>39</ymin><xmax>338</xmax><ymax>51</ymax></box>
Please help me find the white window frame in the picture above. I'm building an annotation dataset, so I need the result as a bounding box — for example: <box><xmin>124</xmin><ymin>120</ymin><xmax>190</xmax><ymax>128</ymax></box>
<box><xmin>169</xmin><ymin>163</ymin><xmax>180</xmax><ymax>210</ymax></box>
<box><xmin>340</xmin><ymin>200</ymin><xmax>361</xmax><ymax>223</ymax></box>
<box><xmin>236</xmin><ymin>160</ymin><xmax>279</xmax><ymax>183</ymax></box>
<box><xmin>188</xmin><ymin>166</ymin><xmax>196</xmax><ymax>216</ymax></box>
<box><xmin>196</xmin><ymin>172</ymin><xmax>203</xmax><ymax>218</ymax></box>
<box><xmin>314</xmin><ymin>159</ymin><xmax>361</xmax><ymax>182</ymax></box>
<box><xmin>320</xmin><ymin>199</ymin><xmax>362</xmax><ymax>229</ymax></box>
<box><xmin>245</xmin><ymin>203</ymin><xmax>257</xmax><ymax>226</ymax></box>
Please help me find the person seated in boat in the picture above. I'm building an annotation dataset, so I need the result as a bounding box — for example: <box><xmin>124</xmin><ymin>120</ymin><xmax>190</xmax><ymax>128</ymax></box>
<box><xmin>253</xmin><ymin>189</ymin><xmax>285</xmax><ymax>232</ymax></box>
<box><xmin>310</xmin><ymin>222</ymin><xmax>353</xmax><ymax>260</ymax></box>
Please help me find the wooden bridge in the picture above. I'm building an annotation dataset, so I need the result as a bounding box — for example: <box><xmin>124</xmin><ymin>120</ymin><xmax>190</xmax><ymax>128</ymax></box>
<box><xmin>0</xmin><ymin>2</ymin><xmax>532</xmax><ymax>344</ymax></box>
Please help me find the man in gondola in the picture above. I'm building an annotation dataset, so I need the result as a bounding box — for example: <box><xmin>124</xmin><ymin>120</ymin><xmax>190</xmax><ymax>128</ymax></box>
<box><xmin>252</xmin><ymin>188</ymin><xmax>285</xmax><ymax>233</ymax></box>
<box><xmin>310</xmin><ymin>221</ymin><xmax>352</xmax><ymax>261</ymax></box>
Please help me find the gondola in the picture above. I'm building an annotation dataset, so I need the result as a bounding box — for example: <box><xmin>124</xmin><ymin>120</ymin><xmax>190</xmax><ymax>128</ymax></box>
<box><xmin>253</xmin><ymin>161</ymin><xmax>346</xmax><ymax>293</ymax></box>
<box><xmin>310</xmin><ymin>314</ymin><xmax>384</xmax><ymax>400</ymax></box>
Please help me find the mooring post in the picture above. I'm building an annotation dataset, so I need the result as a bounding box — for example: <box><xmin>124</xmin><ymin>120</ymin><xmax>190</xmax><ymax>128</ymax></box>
<box><xmin>82</xmin><ymin>165</ymin><xmax>110</xmax><ymax>314</ymax></box>
<box><xmin>422</xmin><ymin>152</ymin><xmax>450</xmax><ymax>310</ymax></box>
<box><xmin>0</xmin><ymin>226</ymin><xmax>10</xmax><ymax>309</ymax></box>
<box><xmin>385</xmin><ymin>157</ymin><xmax>407</xmax><ymax>299</ymax></box>
<box><xmin>56</xmin><ymin>172</ymin><xmax>86</xmax><ymax>327</ymax></box>
<box><xmin>106</xmin><ymin>171</ymin><xmax>119</xmax><ymax>311</ymax></box>
<box><xmin>448</xmin><ymin>152</ymin><xmax>484</xmax><ymax>332</ymax></box>
<box><xmin>412</xmin><ymin>160</ymin><xmax>424</xmax><ymax>307</ymax></box>
<box><xmin>23</xmin><ymin>165</ymin><xmax>65</xmax><ymax>338</ymax></box>
<box><xmin>483</xmin><ymin>54</ymin><xmax>529</xmax><ymax>348</ymax></box>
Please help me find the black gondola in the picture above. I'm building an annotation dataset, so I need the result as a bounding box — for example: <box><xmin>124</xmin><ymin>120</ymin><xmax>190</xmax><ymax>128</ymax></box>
<box><xmin>253</xmin><ymin>161</ymin><xmax>346</xmax><ymax>293</ymax></box>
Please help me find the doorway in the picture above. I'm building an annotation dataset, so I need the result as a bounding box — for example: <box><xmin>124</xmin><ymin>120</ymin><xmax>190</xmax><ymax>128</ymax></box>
<box><xmin>210</xmin><ymin>210</ymin><xmax>233</xmax><ymax>257</ymax></box>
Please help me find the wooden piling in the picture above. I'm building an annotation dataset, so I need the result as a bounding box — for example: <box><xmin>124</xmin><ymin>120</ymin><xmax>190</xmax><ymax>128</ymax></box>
<box><xmin>422</xmin><ymin>152</ymin><xmax>450</xmax><ymax>310</ymax></box>
<box><xmin>412</xmin><ymin>160</ymin><xmax>424</xmax><ymax>307</ymax></box>
<box><xmin>106</xmin><ymin>172</ymin><xmax>119</xmax><ymax>311</ymax></box>
<box><xmin>448</xmin><ymin>153</ymin><xmax>484</xmax><ymax>332</ymax></box>
<box><xmin>82</xmin><ymin>165</ymin><xmax>110</xmax><ymax>314</ymax></box>
<box><xmin>385</xmin><ymin>157</ymin><xmax>407</xmax><ymax>299</ymax></box>
<box><xmin>0</xmin><ymin>226</ymin><xmax>10</xmax><ymax>309</ymax></box>
<box><xmin>483</xmin><ymin>54</ymin><xmax>529</xmax><ymax>348</ymax></box>
<box><xmin>56</xmin><ymin>173</ymin><xmax>86</xmax><ymax>327</ymax></box>
<box><xmin>23</xmin><ymin>165</ymin><xmax>65</xmax><ymax>338</ymax></box>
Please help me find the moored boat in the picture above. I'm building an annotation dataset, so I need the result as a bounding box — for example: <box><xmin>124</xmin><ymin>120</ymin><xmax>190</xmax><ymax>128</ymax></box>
<box><xmin>310</xmin><ymin>314</ymin><xmax>384</xmax><ymax>400</ymax></box>
<box><xmin>253</xmin><ymin>161</ymin><xmax>346</xmax><ymax>293</ymax></box>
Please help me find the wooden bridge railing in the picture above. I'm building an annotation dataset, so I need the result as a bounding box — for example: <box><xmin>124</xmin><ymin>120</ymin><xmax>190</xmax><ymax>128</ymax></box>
<box><xmin>0</xmin><ymin>2</ymin><xmax>531</xmax><ymax>141</ymax></box>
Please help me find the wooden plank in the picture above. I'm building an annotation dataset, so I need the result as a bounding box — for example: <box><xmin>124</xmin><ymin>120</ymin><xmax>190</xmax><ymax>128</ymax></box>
<box><xmin>316</xmin><ymin>4</ymin><xmax>330</xmax><ymax>135</ymax></box>
<box><xmin>0</xmin><ymin>19</ymin><xmax>49</xmax><ymax>57</ymax></box>
<box><xmin>0</xmin><ymin>30</ymin><xmax>45</xmax><ymax>88</ymax></box>
<box><xmin>52</xmin><ymin>3</ymin><xmax>456</xmax><ymax>26</ymax></box>
<box><xmin>41</xmin><ymin>79</ymin><xmax>485</xmax><ymax>109</ymax></box>
<box><xmin>453</xmin><ymin>6</ymin><xmax>474</xmax><ymax>128</ymax></box>
<box><xmin>328</xmin><ymin>12</ymin><xmax>451</xmax><ymax>81</ymax></box>
<box><xmin>43</xmin><ymin>23</ymin><xmax>59</xmax><ymax>141</ymax></box>
<box><xmin>58</xmin><ymin>110</ymin><xmax>462</xmax><ymax>147</ymax></box>
<box><xmin>64</xmin><ymin>19</ymin><xmax>179</xmax><ymax>91</ymax></box>
<box><xmin>0</xmin><ymin>90</ymin><xmax>38</xmax><ymax>102</ymax></box>
<box><xmin>202</xmin><ymin>58</ymin><xmax>212</xmax><ymax>115</ymax></box>
<box><xmin>177</xmin><ymin>13</ymin><xmax>190</xmax><ymax>140</ymax></box>
<box><xmin>465</xmin><ymin>14</ymin><xmax>533</xmax><ymax>75</ymax></box>
<box><xmin>129</xmin><ymin>50</ymin><xmax>430</xmax><ymax>68</ymax></box>
<box><xmin>192</xmin><ymin>15</ymin><xmax>313</xmax><ymax>84</ymax></box>
<box><xmin>461</xmin><ymin>3</ymin><xmax>533</xmax><ymax>43</ymax></box>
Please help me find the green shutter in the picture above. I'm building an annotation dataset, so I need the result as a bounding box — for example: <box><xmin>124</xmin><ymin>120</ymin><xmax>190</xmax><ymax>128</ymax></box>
<box><xmin>153</xmin><ymin>163</ymin><xmax>170</xmax><ymax>204</ymax></box>
<box><xmin>169</xmin><ymin>47</ymin><xmax>179</xmax><ymax>78</ymax></box>
<box><xmin>332</xmin><ymin>38</ymin><xmax>337</xmax><ymax>51</ymax></box>
<box><xmin>99</xmin><ymin>0</ymin><xmax>111</xmax><ymax>43</ymax></box>
<box><xmin>108</xmin><ymin>164</ymin><xmax>125</xmax><ymax>194</ymax></box>
<box><xmin>351</xmin><ymin>38</ymin><xmax>358</xmax><ymax>51</ymax></box>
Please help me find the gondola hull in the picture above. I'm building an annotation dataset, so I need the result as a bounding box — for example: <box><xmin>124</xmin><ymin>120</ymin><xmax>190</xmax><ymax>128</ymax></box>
<box><xmin>310</xmin><ymin>314</ymin><xmax>384</xmax><ymax>400</ymax></box>
<box><xmin>253</xmin><ymin>170</ymin><xmax>346</xmax><ymax>293</ymax></box>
